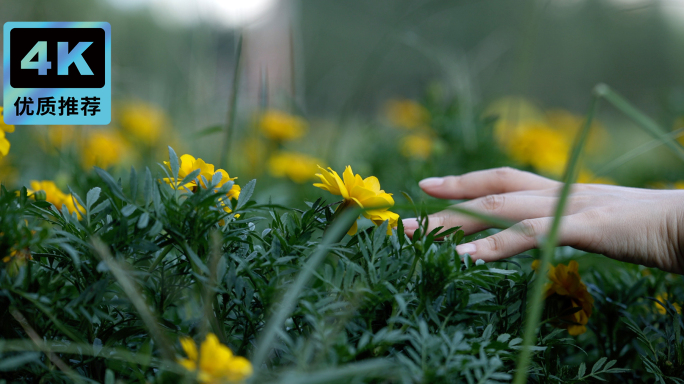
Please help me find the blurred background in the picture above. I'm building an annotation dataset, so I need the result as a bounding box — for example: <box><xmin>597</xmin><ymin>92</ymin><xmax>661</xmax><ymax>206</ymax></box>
<box><xmin>2</xmin><ymin>0</ymin><xmax>684</xmax><ymax>207</ymax></box>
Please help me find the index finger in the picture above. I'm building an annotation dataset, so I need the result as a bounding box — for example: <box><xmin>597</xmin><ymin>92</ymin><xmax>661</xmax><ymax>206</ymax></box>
<box><xmin>418</xmin><ymin>167</ymin><xmax>560</xmax><ymax>200</ymax></box>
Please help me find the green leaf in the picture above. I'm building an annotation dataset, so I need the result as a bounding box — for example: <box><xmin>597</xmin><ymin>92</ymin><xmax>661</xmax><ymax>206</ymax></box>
<box><xmin>179</xmin><ymin>169</ymin><xmax>201</xmax><ymax>190</ymax></box>
<box><xmin>603</xmin><ymin>360</ymin><xmax>617</xmax><ymax>371</ymax></box>
<box><xmin>236</xmin><ymin>179</ymin><xmax>256</xmax><ymax>210</ymax></box>
<box><xmin>94</xmin><ymin>167</ymin><xmax>128</xmax><ymax>202</ymax></box>
<box><xmin>60</xmin><ymin>243</ymin><xmax>81</xmax><ymax>269</ymax></box>
<box><xmin>144</xmin><ymin>167</ymin><xmax>153</xmax><ymax>205</ymax></box>
<box><xmin>130</xmin><ymin>166</ymin><xmax>138</xmax><ymax>198</ymax></box>
<box><xmin>86</xmin><ymin>187</ymin><xmax>101</xmax><ymax>212</ymax></box>
<box><xmin>183</xmin><ymin>243</ymin><xmax>210</xmax><ymax>275</ymax></box>
<box><xmin>89</xmin><ymin>200</ymin><xmax>111</xmax><ymax>216</ymax></box>
<box><xmin>196</xmin><ymin>124</ymin><xmax>223</xmax><ymax>137</ymax></box>
<box><xmin>0</xmin><ymin>352</ymin><xmax>40</xmax><ymax>371</ymax></box>
<box><xmin>104</xmin><ymin>369</ymin><xmax>115</xmax><ymax>384</ymax></box>
<box><xmin>497</xmin><ymin>334</ymin><xmax>511</xmax><ymax>343</ymax></box>
<box><xmin>121</xmin><ymin>204</ymin><xmax>137</xmax><ymax>217</ymax></box>
<box><xmin>592</xmin><ymin>357</ymin><xmax>607</xmax><ymax>374</ymax></box>
<box><xmin>137</xmin><ymin>212</ymin><xmax>150</xmax><ymax>229</ymax></box>
<box><xmin>577</xmin><ymin>362</ymin><xmax>586</xmax><ymax>378</ymax></box>
<box><xmin>468</xmin><ymin>292</ymin><xmax>495</xmax><ymax>306</ymax></box>
<box><xmin>67</xmin><ymin>187</ymin><xmax>86</xmax><ymax>218</ymax></box>
<box><xmin>168</xmin><ymin>146</ymin><xmax>180</xmax><ymax>181</ymax></box>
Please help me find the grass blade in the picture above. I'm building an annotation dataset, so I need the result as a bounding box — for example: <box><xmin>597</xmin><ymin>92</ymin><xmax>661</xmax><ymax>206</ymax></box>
<box><xmin>251</xmin><ymin>207</ymin><xmax>360</xmax><ymax>369</ymax></box>
<box><xmin>219</xmin><ymin>33</ymin><xmax>243</xmax><ymax>170</ymax></box>
<box><xmin>594</xmin><ymin>128</ymin><xmax>684</xmax><ymax>176</ymax></box>
<box><xmin>595</xmin><ymin>83</ymin><xmax>684</xmax><ymax>162</ymax></box>
<box><xmin>513</xmin><ymin>90</ymin><xmax>600</xmax><ymax>384</ymax></box>
<box><xmin>91</xmin><ymin>238</ymin><xmax>175</xmax><ymax>361</ymax></box>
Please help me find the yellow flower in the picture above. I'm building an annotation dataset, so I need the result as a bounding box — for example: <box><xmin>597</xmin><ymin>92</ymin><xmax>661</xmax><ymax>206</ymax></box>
<box><xmin>674</xmin><ymin>181</ymin><xmax>684</xmax><ymax>190</ymax></box>
<box><xmin>163</xmin><ymin>154</ymin><xmax>237</xmax><ymax>193</ymax></box>
<box><xmin>48</xmin><ymin>125</ymin><xmax>77</xmax><ymax>148</ymax></box>
<box><xmin>546</xmin><ymin>109</ymin><xmax>607</xmax><ymax>155</ymax></box>
<box><xmin>384</xmin><ymin>99</ymin><xmax>430</xmax><ymax>130</ymax></box>
<box><xmin>220</xmin><ymin>182</ymin><xmax>242</xmax><ymax>222</ymax></box>
<box><xmin>0</xmin><ymin>156</ymin><xmax>18</xmax><ymax>184</ymax></box>
<box><xmin>117</xmin><ymin>102</ymin><xmax>167</xmax><ymax>145</ymax></box>
<box><xmin>178</xmin><ymin>333</ymin><xmax>253</xmax><ymax>384</ymax></box>
<box><xmin>399</xmin><ymin>133</ymin><xmax>434</xmax><ymax>159</ymax></box>
<box><xmin>29</xmin><ymin>180</ymin><xmax>84</xmax><ymax>218</ymax></box>
<box><xmin>0</xmin><ymin>107</ymin><xmax>14</xmax><ymax>158</ymax></box>
<box><xmin>81</xmin><ymin>129</ymin><xmax>130</xmax><ymax>169</ymax></box>
<box><xmin>242</xmin><ymin>138</ymin><xmax>267</xmax><ymax>176</ymax></box>
<box><xmin>505</xmin><ymin>122</ymin><xmax>569</xmax><ymax>177</ymax></box>
<box><xmin>269</xmin><ymin>152</ymin><xmax>322</xmax><ymax>183</ymax></box>
<box><xmin>532</xmin><ymin>260</ymin><xmax>594</xmax><ymax>335</ymax></box>
<box><xmin>655</xmin><ymin>293</ymin><xmax>682</xmax><ymax>315</ymax></box>
<box><xmin>258</xmin><ymin>110</ymin><xmax>307</xmax><ymax>141</ymax></box>
<box><xmin>314</xmin><ymin>166</ymin><xmax>399</xmax><ymax>235</ymax></box>
<box><xmin>674</xmin><ymin>116</ymin><xmax>684</xmax><ymax>146</ymax></box>
<box><xmin>0</xmin><ymin>107</ymin><xmax>14</xmax><ymax>134</ymax></box>
<box><xmin>3</xmin><ymin>248</ymin><xmax>33</xmax><ymax>277</ymax></box>
<box><xmin>2</xmin><ymin>248</ymin><xmax>32</xmax><ymax>264</ymax></box>
<box><xmin>487</xmin><ymin>99</ymin><xmax>609</xmax><ymax>176</ymax></box>
<box><xmin>485</xmin><ymin>97</ymin><xmax>546</xmax><ymax>146</ymax></box>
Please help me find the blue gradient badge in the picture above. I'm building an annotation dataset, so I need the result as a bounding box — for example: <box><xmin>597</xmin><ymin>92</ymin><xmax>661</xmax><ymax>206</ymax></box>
<box><xmin>3</xmin><ymin>22</ymin><xmax>111</xmax><ymax>125</ymax></box>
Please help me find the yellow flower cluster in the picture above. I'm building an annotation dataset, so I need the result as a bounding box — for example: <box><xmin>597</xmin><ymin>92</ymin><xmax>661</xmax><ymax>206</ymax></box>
<box><xmin>3</xmin><ymin>248</ymin><xmax>33</xmax><ymax>277</ymax></box>
<box><xmin>314</xmin><ymin>166</ymin><xmax>399</xmax><ymax>235</ymax></box>
<box><xmin>2</xmin><ymin>248</ymin><xmax>32</xmax><ymax>264</ymax></box>
<box><xmin>486</xmin><ymin>97</ymin><xmax>609</xmax><ymax>178</ymax></box>
<box><xmin>178</xmin><ymin>333</ymin><xmax>253</xmax><ymax>383</ymax></box>
<box><xmin>0</xmin><ymin>107</ymin><xmax>15</xmax><ymax>158</ymax></box>
<box><xmin>163</xmin><ymin>154</ymin><xmax>239</xmax><ymax>194</ymax></box>
<box><xmin>400</xmin><ymin>133</ymin><xmax>435</xmax><ymax>160</ymax></box>
<box><xmin>383</xmin><ymin>98</ymin><xmax>436</xmax><ymax>160</ymax></box>
<box><xmin>0</xmin><ymin>157</ymin><xmax>18</xmax><ymax>184</ymax></box>
<box><xmin>29</xmin><ymin>180</ymin><xmax>84</xmax><ymax>218</ymax></box>
<box><xmin>384</xmin><ymin>99</ymin><xmax>430</xmax><ymax>130</ymax></box>
<box><xmin>269</xmin><ymin>151</ymin><xmax>322</xmax><ymax>183</ymax></box>
<box><xmin>47</xmin><ymin>125</ymin><xmax>77</xmax><ymax>149</ymax></box>
<box><xmin>162</xmin><ymin>154</ymin><xmax>241</xmax><ymax>221</ymax></box>
<box><xmin>34</xmin><ymin>101</ymin><xmax>172</xmax><ymax>172</ymax></box>
<box><xmin>258</xmin><ymin>110</ymin><xmax>307</xmax><ymax>141</ymax></box>
<box><xmin>81</xmin><ymin>130</ymin><xmax>131</xmax><ymax>170</ymax></box>
<box><xmin>532</xmin><ymin>260</ymin><xmax>594</xmax><ymax>335</ymax></box>
<box><xmin>504</xmin><ymin>122</ymin><xmax>569</xmax><ymax>176</ymax></box>
<box><xmin>117</xmin><ymin>102</ymin><xmax>167</xmax><ymax>145</ymax></box>
<box><xmin>655</xmin><ymin>292</ymin><xmax>682</xmax><ymax>315</ymax></box>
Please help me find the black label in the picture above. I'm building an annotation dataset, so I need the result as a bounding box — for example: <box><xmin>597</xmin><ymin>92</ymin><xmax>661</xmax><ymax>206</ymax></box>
<box><xmin>10</xmin><ymin>27</ymin><xmax>105</xmax><ymax>89</ymax></box>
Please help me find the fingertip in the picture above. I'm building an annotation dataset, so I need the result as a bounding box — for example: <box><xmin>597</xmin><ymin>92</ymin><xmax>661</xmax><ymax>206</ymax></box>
<box><xmin>455</xmin><ymin>240</ymin><xmax>500</xmax><ymax>263</ymax></box>
<box><xmin>402</xmin><ymin>218</ymin><xmax>419</xmax><ymax>230</ymax></box>
<box><xmin>418</xmin><ymin>177</ymin><xmax>444</xmax><ymax>189</ymax></box>
<box><xmin>455</xmin><ymin>242</ymin><xmax>476</xmax><ymax>256</ymax></box>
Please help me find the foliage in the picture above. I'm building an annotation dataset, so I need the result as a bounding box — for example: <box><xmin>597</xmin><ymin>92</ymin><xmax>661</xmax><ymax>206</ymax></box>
<box><xmin>0</xmin><ymin>149</ymin><xmax>682</xmax><ymax>383</ymax></box>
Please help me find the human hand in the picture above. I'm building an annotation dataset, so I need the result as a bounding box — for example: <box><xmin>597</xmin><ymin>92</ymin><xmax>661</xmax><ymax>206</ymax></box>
<box><xmin>401</xmin><ymin>167</ymin><xmax>684</xmax><ymax>274</ymax></box>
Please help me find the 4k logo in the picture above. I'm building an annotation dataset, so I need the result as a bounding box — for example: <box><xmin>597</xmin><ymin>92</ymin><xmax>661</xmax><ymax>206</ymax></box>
<box><xmin>3</xmin><ymin>22</ymin><xmax>111</xmax><ymax>125</ymax></box>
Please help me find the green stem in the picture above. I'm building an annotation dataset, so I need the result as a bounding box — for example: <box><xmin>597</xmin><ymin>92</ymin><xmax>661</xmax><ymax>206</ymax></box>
<box><xmin>595</xmin><ymin>83</ymin><xmax>684</xmax><ymax>162</ymax></box>
<box><xmin>144</xmin><ymin>245</ymin><xmax>173</xmax><ymax>282</ymax></box>
<box><xmin>219</xmin><ymin>33</ymin><xmax>243</xmax><ymax>170</ymax></box>
<box><xmin>323</xmin><ymin>200</ymin><xmax>355</xmax><ymax>243</ymax></box>
<box><xmin>512</xmin><ymin>91</ymin><xmax>600</xmax><ymax>384</ymax></box>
